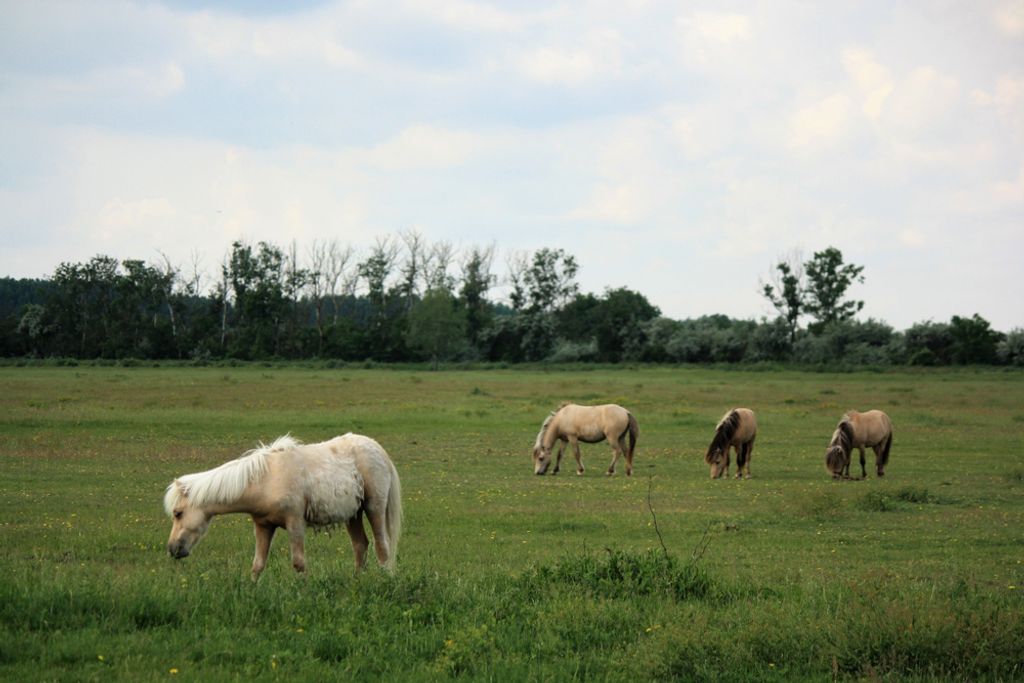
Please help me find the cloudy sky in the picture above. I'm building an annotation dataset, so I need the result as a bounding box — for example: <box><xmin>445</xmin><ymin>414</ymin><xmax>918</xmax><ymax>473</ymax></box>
<box><xmin>1</xmin><ymin>0</ymin><xmax>1022</xmax><ymax>330</ymax></box>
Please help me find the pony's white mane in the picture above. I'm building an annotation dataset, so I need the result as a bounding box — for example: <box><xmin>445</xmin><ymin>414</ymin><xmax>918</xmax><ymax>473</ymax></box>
<box><xmin>534</xmin><ymin>411</ymin><xmax>557</xmax><ymax>450</ymax></box>
<box><xmin>164</xmin><ymin>435</ymin><xmax>299</xmax><ymax>515</ymax></box>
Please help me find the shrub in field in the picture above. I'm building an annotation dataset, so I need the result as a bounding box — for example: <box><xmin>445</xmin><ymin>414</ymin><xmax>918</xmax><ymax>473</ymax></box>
<box><xmin>856</xmin><ymin>490</ymin><xmax>895</xmax><ymax>512</ymax></box>
<box><xmin>521</xmin><ymin>549</ymin><xmax>716</xmax><ymax>602</ymax></box>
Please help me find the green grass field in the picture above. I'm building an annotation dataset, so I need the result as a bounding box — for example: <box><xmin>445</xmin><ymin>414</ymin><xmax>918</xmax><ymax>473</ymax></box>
<box><xmin>1</xmin><ymin>365</ymin><xmax>1022</xmax><ymax>681</ymax></box>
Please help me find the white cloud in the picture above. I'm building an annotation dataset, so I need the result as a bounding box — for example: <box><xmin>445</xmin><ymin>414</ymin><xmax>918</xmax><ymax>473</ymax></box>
<box><xmin>993</xmin><ymin>1</ymin><xmax>1024</xmax><ymax>36</ymax></box>
<box><xmin>885</xmin><ymin>66</ymin><xmax>959</xmax><ymax>131</ymax></box>
<box><xmin>842</xmin><ymin>48</ymin><xmax>893</xmax><ymax>120</ymax></box>
<box><xmin>685</xmin><ymin>12</ymin><xmax>752</xmax><ymax>43</ymax></box>
<box><xmin>675</xmin><ymin>11</ymin><xmax>753</xmax><ymax>69</ymax></box>
<box><xmin>568</xmin><ymin>183</ymin><xmax>649</xmax><ymax>224</ymax></box>
<box><xmin>359</xmin><ymin>124</ymin><xmax>484</xmax><ymax>171</ymax></box>
<box><xmin>788</xmin><ymin>93</ymin><xmax>854</xmax><ymax>150</ymax></box>
<box><xmin>184</xmin><ymin>7</ymin><xmax>363</xmax><ymax>69</ymax></box>
<box><xmin>398</xmin><ymin>0</ymin><xmax>526</xmax><ymax>32</ymax></box>
<box><xmin>12</xmin><ymin>61</ymin><xmax>186</xmax><ymax>104</ymax></box>
<box><xmin>515</xmin><ymin>29</ymin><xmax>625</xmax><ymax>85</ymax></box>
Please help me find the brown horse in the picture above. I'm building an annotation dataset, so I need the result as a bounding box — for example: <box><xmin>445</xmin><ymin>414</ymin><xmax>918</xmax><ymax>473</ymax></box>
<box><xmin>532</xmin><ymin>403</ymin><xmax>639</xmax><ymax>476</ymax></box>
<box><xmin>825</xmin><ymin>410</ymin><xmax>893</xmax><ymax>479</ymax></box>
<box><xmin>704</xmin><ymin>408</ymin><xmax>758</xmax><ymax>479</ymax></box>
<box><xmin>165</xmin><ymin>434</ymin><xmax>402</xmax><ymax>579</ymax></box>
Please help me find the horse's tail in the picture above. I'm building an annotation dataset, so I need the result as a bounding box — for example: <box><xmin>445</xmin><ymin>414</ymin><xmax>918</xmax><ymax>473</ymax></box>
<box><xmin>384</xmin><ymin>458</ymin><xmax>403</xmax><ymax>570</ymax></box>
<box><xmin>627</xmin><ymin>411</ymin><xmax>639</xmax><ymax>460</ymax></box>
<box><xmin>879</xmin><ymin>430</ymin><xmax>893</xmax><ymax>469</ymax></box>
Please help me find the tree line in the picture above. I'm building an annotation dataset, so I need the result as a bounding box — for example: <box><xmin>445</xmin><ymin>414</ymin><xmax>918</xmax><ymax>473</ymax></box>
<box><xmin>1</xmin><ymin>235</ymin><xmax>1021</xmax><ymax>366</ymax></box>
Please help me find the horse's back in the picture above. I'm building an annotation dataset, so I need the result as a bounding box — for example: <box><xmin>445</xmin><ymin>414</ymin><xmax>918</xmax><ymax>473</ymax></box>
<box><xmin>847</xmin><ymin>410</ymin><xmax>892</xmax><ymax>445</ymax></box>
<box><xmin>561</xmin><ymin>403</ymin><xmax>630</xmax><ymax>438</ymax></box>
<box><xmin>735</xmin><ymin>408</ymin><xmax>757</xmax><ymax>440</ymax></box>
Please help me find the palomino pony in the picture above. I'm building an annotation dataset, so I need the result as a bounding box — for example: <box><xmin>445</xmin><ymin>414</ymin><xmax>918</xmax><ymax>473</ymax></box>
<box><xmin>164</xmin><ymin>434</ymin><xmax>402</xmax><ymax>579</ymax></box>
<box><xmin>824</xmin><ymin>410</ymin><xmax>893</xmax><ymax>479</ymax></box>
<box><xmin>532</xmin><ymin>403</ymin><xmax>639</xmax><ymax>476</ymax></box>
<box><xmin>704</xmin><ymin>408</ymin><xmax>758</xmax><ymax>479</ymax></box>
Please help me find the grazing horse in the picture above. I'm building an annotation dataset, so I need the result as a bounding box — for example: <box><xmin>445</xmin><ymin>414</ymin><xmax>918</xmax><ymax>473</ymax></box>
<box><xmin>825</xmin><ymin>410</ymin><xmax>893</xmax><ymax>479</ymax></box>
<box><xmin>704</xmin><ymin>408</ymin><xmax>758</xmax><ymax>479</ymax></box>
<box><xmin>164</xmin><ymin>434</ymin><xmax>402</xmax><ymax>579</ymax></box>
<box><xmin>532</xmin><ymin>403</ymin><xmax>639</xmax><ymax>476</ymax></box>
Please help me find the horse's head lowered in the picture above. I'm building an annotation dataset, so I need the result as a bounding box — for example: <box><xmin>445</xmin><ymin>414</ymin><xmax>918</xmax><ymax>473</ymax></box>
<box><xmin>824</xmin><ymin>444</ymin><xmax>848</xmax><ymax>479</ymax></box>
<box><xmin>706</xmin><ymin>447</ymin><xmax>727</xmax><ymax>479</ymax></box>
<box><xmin>164</xmin><ymin>482</ymin><xmax>212</xmax><ymax>560</ymax></box>
<box><xmin>825</xmin><ymin>421</ymin><xmax>854</xmax><ymax>480</ymax></box>
<box><xmin>532</xmin><ymin>445</ymin><xmax>552</xmax><ymax>475</ymax></box>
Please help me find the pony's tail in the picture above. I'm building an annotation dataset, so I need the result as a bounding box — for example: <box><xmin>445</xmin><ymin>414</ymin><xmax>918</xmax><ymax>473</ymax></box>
<box><xmin>627</xmin><ymin>412</ymin><xmax>639</xmax><ymax>460</ymax></box>
<box><xmin>879</xmin><ymin>431</ymin><xmax>893</xmax><ymax>468</ymax></box>
<box><xmin>384</xmin><ymin>458</ymin><xmax>402</xmax><ymax>571</ymax></box>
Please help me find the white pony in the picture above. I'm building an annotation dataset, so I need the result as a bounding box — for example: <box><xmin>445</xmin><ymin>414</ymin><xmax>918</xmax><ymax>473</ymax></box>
<box><xmin>164</xmin><ymin>434</ymin><xmax>401</xmax><ymax>579</ymax></box>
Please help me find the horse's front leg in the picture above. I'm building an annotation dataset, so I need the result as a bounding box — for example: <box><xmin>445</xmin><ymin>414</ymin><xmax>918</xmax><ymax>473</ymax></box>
<box><xmin>285</xmin><ymin>518</ymin><xmax>308</xmax><ymax>573</ymax></box>
<box><xmin>251</xmin><ymin>521</ymin><xmax>276</xmax><ymax>581</ymax></box>
<box><xmin>570</xmin><ymin>438</ymin><xmax>584</xmax><ymax>475</ymax></box>
<box><xmin>552</xmin><ymin>442</ymin><xmax>566</xmax><ymax>475</ymax></box>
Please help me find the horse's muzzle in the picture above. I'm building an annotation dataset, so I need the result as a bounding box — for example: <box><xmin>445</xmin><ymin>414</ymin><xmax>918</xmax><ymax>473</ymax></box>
<box><xmin>168</xmin><ymin>544</ymin><xmax>190</xmax><ymax>560</ymax></box>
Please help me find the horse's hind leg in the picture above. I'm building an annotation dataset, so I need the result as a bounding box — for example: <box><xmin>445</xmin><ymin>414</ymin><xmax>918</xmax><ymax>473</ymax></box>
<box><xmin>606</xmin><ymin>443</ymin><xmax>622</xmax><ymax>476</ymax></box>
<box><xmin>251</xmin><ymin>521</ymin><xmax>276</xmax><ymax>581</ymax></box>
<box><xmin>367</xmin><ymin>508</ymin><xmax>392</xmax><ymax>569</ymax></box>
<box><xmin>744</xmin><ymin>439</ymin><xmax>755</xmax><ymax>479</ymax></box>
<box><xmin>619</xmin><ymin>433</ymin><xmax>633</xmax><ymax>477</ymax></box>
<box><xmin>345</xmin><ymin>512</ymin><xmax>370</xmax><ymax>570</ymax></box>
<box><xmin>858</xmin><ymin>447</ymin><xmax>867</xmax><ymax>479</ymax></box>
<box><xmin>734</xmin><ymin>443</ymin><xmax>746</xmax><ymax>479</ymax></box>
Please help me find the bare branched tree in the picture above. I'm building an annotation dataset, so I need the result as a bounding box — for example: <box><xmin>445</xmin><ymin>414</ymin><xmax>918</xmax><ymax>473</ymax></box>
<box><xmin>398</xmin><ymin>228</ymin><xmax>426</xmax><ymax>309</ymax></box>
<box><xmin>155</xmin><ymin>251</ymin><xmax>181</xmax><ymax>343</ymax></box>
<box><xmin>505</xmin><ymin>250</ymin><xmax>529</xmax><ymax>311</ymax></box>
<box><xmin>425</xmin><ymin>240</ymin><xmax>457</xmax><ymax>293</ymax></box>
<box><xmin>324</xmin><ymin>240</ymin><xmax>356</xmax><ymax>324</ymax></box>
<box><xmin>306</xmin><ymin>240</ymin><xmax>330</xmax><ymax>355</ymax></box>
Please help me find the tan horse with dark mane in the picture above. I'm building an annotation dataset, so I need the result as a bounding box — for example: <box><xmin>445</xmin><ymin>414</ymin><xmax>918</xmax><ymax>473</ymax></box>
<box><xmin>532</xmin><ymin>403</ymin><xmax>639</xmax><ymax>476</ymax></box>
<box><xmin>825</xmin><ymin>410</ymin><xmax>893</xmax><ymax>479</ymax></box>
<box><xmin>704</xmin><ymin>408</ymin><xmax>758</xmax><ymax>479</ymax></box>
<box><xmin>165</xmin><ymin>434</ymin><xmax>402</xmax><ymax>579</ymax></box>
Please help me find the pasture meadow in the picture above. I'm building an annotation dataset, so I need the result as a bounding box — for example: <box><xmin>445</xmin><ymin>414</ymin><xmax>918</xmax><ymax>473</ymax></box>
<box><xmin>0</xmin><ymin>364</ymin><xmax>1022</xmax><ymax>681</ymax></box>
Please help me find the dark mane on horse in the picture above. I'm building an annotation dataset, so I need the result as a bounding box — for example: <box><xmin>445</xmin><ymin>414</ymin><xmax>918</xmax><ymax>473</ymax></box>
<box><xmin>705</xmin><ymin>409</ymin><xmax>741</xmax><ymax>464</ymax></box>
<box><xmin>836</xmin><ymin>418</ymin><xmax>854</xmax><ymax>454</ymax></box>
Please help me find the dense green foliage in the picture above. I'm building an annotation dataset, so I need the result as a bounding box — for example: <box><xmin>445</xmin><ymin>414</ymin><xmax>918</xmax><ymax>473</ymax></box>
<box><xmin>0</xmin><ymin>238</ymin><xmax>1019</xmax><ymax>365</ymax></box>
<box><xmin>0</xmin><ymin>366</ymin><xmax>1021</xmax><ymax>681</ymax></box>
